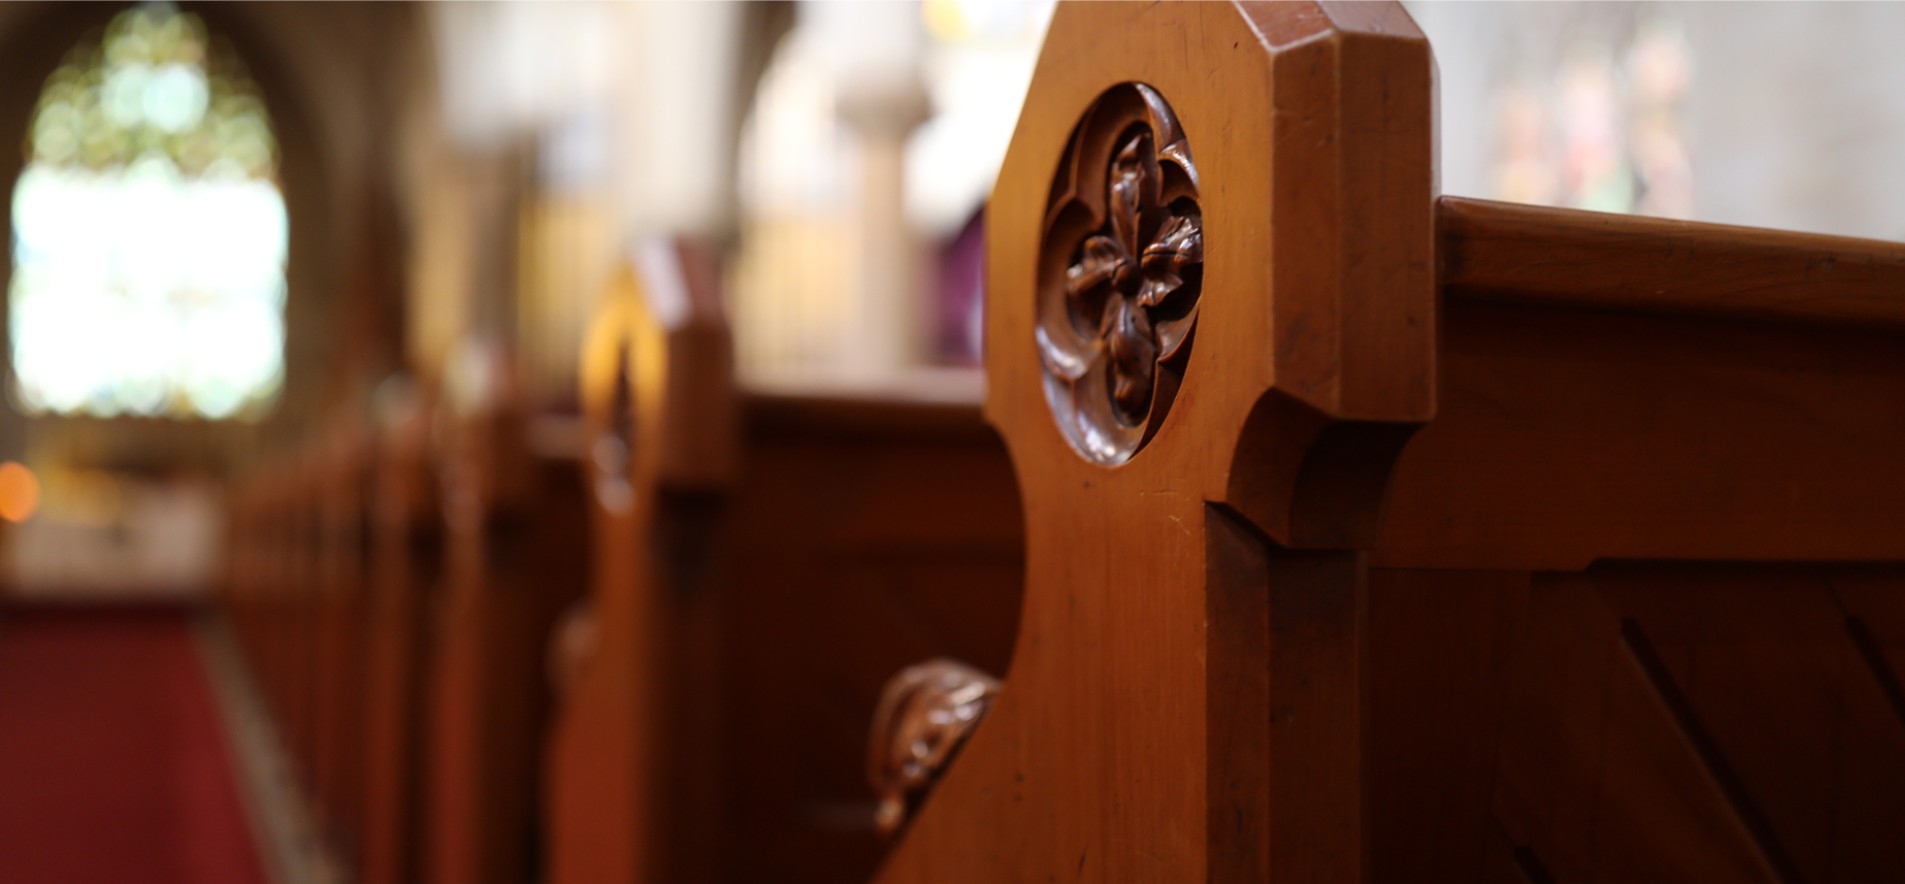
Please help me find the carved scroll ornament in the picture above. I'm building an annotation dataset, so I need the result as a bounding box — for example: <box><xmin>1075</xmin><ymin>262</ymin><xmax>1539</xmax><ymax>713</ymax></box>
<box><xmin>868</xmin><ymin>659</ymin><xmax>1001</xmax><ymax>837</ymax></box>
<box><xmin>1038</xmin><ymin>83</ymin><xmax>1203</xmax><ymax>465</ymax></box>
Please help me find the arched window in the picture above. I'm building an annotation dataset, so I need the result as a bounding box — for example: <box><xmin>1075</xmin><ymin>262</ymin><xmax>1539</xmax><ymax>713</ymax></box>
<box><xmin>11</xmin><ymin>2</ymin><xmax>286</xmax><ymax>420</ymax></box>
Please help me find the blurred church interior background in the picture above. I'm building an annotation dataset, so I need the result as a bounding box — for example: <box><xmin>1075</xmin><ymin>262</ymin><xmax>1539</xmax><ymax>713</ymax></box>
<box><xmin>10</xmin><ymin>0</ymin><xmax>1905</xmax><ymax>598</ymax></box>
<box><xmin>2</xmin><ymin>1</ymin><xmax>1905</xmax><ymax>881</ymax></box>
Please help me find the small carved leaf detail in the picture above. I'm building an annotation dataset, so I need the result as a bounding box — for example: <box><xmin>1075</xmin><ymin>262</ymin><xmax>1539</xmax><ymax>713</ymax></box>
<box><xmin>1143</xmin><ymin>214</ymin><xmax>1201</xmax><ymax>279</ymax></box>
<box><xmin>868</xmin><ymin>659</ymin><xmax>1000</xmax><ymax>838</ymax></box>
<box><xmin>1067</xmin><ymin>235</ymin><xmax>1128</xmax><ymax>299</ymax></box>
<box><xmin>1102</xmin><ymin>296</ymin><xmax>1158</xmax><ymax>424</ymax></box>
<box><xmin>1135</xmin><ymin>272</ymin><xmax>1181</xmax><ymax>310</ymax></box>
<box><xmin>1108</xmin><ymin>136</ymin><xmax>1149</xmax><ymax>259</ymax></box>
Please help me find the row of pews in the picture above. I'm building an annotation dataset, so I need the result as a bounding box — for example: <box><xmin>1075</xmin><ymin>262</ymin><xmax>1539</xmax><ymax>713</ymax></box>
<box><xmin>226</xmin><ymin>366</ymin><xmax>590</xmax><ymax>884</ymax></box>
<box><xmin>224</xmin><ymin>233</ymin><xmax>1026</xmax><ymax>884</ymax></box>
<box><xmin>225</xmin><ymin>3</ymin><xmax>1905</xmax><ymax>881</ymax></box>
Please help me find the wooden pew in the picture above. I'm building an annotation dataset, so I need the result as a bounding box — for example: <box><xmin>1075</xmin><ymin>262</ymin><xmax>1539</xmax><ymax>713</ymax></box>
<box><xmin>221</xmin><ymin>363</ymin><xmax>587</xmax><ymax>884</ymax></box>
<box><xmin>224</xmin><ymin>466</ymin><xmax>274</xmax><ymax>727</ymax></box>
<box><xmin>876</xmin><ymin>3</ymin><xmax>1905</xmax><ymax>882</ymax></box>
<box><xmin>312</xmin><ymin>425</ymin><xmax>373</xmax><ymax>862</ymax></box>
<box><xmin>545</xmin><ymin>242</ymin><xmax>737</xmax><ymax>884</ymax></box>
<box><xmin>424</xmin><ymin>353</ymin><xmax>590</xmax><ymax>884</ymax></box>
<box><xmin>281</xmin><ymin>448</ymin><xmax>324</xmax><ymax>800</ymax></box>
<box><xmin>544</xmin><ymin>242</ymin><xmax>1026</xmax><ymax>884</ymax></box>
<box><xmin>245</xmin><ymin>465</ymin><xmax>297</xmax><ymax>763</ymax></box>
<box><xmin>222</xmin><ymin>429</ymin><xmax>377</xmax><ymax>869</ymax></box>
<box><xmin>227</xmin><ymin>442</ymin><xmax>342</xmax><ymax>837</ymax></box>
<box><xmin>723</xmin><ymin>383</ymin><xmax>1024</xmax><ymax>882</ymax></box>
<box><xmin>359</xmin><ymin>381</ymin><xmax>441</xmax><ymax>884</ymax></box>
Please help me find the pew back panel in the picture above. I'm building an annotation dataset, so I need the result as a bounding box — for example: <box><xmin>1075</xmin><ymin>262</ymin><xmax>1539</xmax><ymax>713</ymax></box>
<box><xmin>1368</xmin><ymin>563</ymin><xmax>1905</xmax><ymax>883</ymax></box>
<box><xmin>1364</xmin><ymin>201</ymin><xmax>1905</xmax><ymax>881</ymax></box>
<box><xmin>721</xmin><ymin>388</ymin><xmax>1023</xmax><ymax>883</ymax></box>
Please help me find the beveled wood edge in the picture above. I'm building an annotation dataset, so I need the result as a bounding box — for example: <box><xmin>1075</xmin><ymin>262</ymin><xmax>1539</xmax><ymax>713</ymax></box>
<box><xmin>1441</xmin><ymin>196</ymin><xmax>1905</xmax><ymax>329</ymax></box>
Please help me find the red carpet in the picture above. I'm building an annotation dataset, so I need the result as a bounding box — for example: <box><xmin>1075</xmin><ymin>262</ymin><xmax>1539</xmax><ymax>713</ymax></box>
<box><xmin>0</xmin><ymin>607</ymin><xmax>265</xmax><ymax>884</ymax></box>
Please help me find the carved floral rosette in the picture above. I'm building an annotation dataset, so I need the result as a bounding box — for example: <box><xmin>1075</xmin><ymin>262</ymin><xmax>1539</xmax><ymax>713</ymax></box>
<box><xmin>1037</xmin><ymin>83</ymin><xmax>1203</xmax><ymax>465</ymax></box>
<box><xmin>867</xmin><ymin>659</ymin><xmax>1001</xmax><ymax>837</ymax></box>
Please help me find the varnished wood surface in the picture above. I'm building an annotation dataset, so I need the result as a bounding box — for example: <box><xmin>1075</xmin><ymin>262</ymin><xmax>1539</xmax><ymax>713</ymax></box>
<box><xmin>1441</xmin><ymin>196</ymin><xmax>1905</xmax><ymax>329</ymax></box>
<box><xmin>1365</xmin><ymin>200</ymin><xmax>1905</xmax><ymax>878</ymax></box>
<box><xmin>1367</xmin><ymin>565</ymin><xmax>1905</xmax><ymax>882</ymax></box>
<box><xmin>1376</xmin><ymin>299</ymin><xmax>1905</xmax><ymax>570</ymax></box>
<box><xmin>546</xmin><ymin>243</ymin><xmax>1023</xmax><ymax>884</ymax></box>
<box><xmin>547</xmin><ymin>243</ymin><xmax>736</xmax><ymax>884</ymax></box>
<box><xmin>359</xmin><ymin>391</ymin><xmax>440</xmax><ymax>884</ymax></box>
<box><xmin>215</xmin><ymin>0</ymin><xmax>1905</xmax><ymax>879</ymax></box>
<box><xmin>424</xmin><ymin>406</ymin><xmax>588</xmax><ymax>884</ymax></box>
<box><xmin>312</xmin><ymin>428</ymin><xmax>372</xmax><ymax>860</ymax></box>
<box><xmin>882</xmin><ymin>2</ymin><xmax>1436</xmax><ymax>881</ymax></box>
<box><xmin>285</xmin><ymin>454</ymin><xmax>323</xmax><ymax>795</ymax></box>
<box><xmin>718</xmin><ymin>396</ymin><xmax>1023</xmax><ymax>883</ymax></box>
<box><xmin>742</xmin><ymin>388</ymin><xmax>996</xmax><ymax>441</ymax></box>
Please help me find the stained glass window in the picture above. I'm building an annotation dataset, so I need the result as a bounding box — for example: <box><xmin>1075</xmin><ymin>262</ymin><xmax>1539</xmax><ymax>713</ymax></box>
<box><xmin>1489</xmin><ymin>9</ymin><xmax>1693</xmax><ymax>218</ymax></box>
<box><xmin>11</xmin><ymin>2</ymin><xmax>286</xmax><ymax>420</ymax></box>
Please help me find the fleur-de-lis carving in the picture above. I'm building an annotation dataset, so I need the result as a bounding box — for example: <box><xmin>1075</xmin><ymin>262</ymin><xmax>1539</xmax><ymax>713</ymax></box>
<box><xmin>1039</xmin><ymin>84</ymin><xmax>1202</xmax><ymax>464</ymax></box>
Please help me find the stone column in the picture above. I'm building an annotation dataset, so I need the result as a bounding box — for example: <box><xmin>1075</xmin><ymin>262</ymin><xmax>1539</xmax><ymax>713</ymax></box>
<box><xmin>837</xmin><ymin>71</ymin><xmax>932</xmax><ymax>377</ymax></box>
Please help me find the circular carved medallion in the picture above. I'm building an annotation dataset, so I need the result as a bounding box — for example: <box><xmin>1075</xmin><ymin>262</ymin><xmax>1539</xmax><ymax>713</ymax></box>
<box><xmin>1037</xmin><ymin>83</ymin><xmax>1202</xmax><ymax>466</ymax></box>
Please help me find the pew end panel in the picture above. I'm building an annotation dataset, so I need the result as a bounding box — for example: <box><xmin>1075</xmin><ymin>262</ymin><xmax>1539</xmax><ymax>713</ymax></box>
<box><xmin>546</xmin><ymin>238</ymin><xmax>736</xmax><ymax>884</ymax></box>
<box><xmin>360</xmin><ymin>377</ymin><xmax>443</xmax><ymax>884</ymax></box>
<box><xmin>284</xmin><ymin>446</ymin><xmax>328</xmax><ymax>791</ymax></box>
<box><xmin>424</xmin><ymin>344</ymin><xmax>590</xmax><ymax>884</ymax></box>
<box><xmin>311</xmin><ymin>420</ymin><xmax>376</xmax><ymax>862</ymax></box>
<box><xmin>881</xmin><ymin>2</ymin><xmax>1435</xmax><ymax>881</ymax></box>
